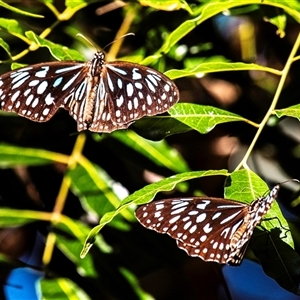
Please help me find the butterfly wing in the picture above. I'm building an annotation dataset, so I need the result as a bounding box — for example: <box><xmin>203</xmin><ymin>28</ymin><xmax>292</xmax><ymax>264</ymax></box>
<box><xmin>88</xmin><ymin>61</ymin><xmax>179</xmax><ymax>133</ymax></box>
<box><xmin>0</xmin><ymin>61</ymin><xmax>88</xmax><ymax>123</ymax></box>
<box><xmin>0</xmin><ymin>54</ymin><xmax>179</xmax><ymax>133</ymax></box>
<box><xmin>135</xmin><ymin>197</ymin><xmax>250</xmax><ymax>265</ymax></box>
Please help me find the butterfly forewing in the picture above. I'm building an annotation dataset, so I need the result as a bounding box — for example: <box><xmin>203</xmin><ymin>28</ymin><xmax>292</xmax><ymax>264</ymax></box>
<box><xmin>0</xmin><ymin>51</ymin><xmax>179</xmax><ymax>133</ymax></box>
<box><xmin>88</xmin><ymin>61</ymin><xmax>179</xmax><ymax>132</ymax></box>
<box><xmin>135</xmin><ymin>185</ymin><xmax>280</xmax><ymax>265</ymax></box>
<box><xmin>0</xmin><ymin>61</ymin><xmax>88</xmax><ymax>123</ymax></box>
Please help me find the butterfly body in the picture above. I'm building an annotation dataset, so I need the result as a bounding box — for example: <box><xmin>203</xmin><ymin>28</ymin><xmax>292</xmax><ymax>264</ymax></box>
<box><xmin>0</xmin><ymin>52</ymin><xmax>179</xmax><ymax>132</ymax></box>
<box><xmin>135</xmin><ymin>185</ymin><xmax>280</xmax><ymax>265</ymax></box>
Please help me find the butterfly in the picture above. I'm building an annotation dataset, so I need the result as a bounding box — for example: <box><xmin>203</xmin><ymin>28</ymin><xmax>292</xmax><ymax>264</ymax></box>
<box><xmin>135</xmin><ymin>184</ymin><xmax>282</xmax><ymax>265</ymax></box>
<box><xmin>0</xmin><ymin>51</ymin><xmax>179</xmax><ymax>133</ymax></box>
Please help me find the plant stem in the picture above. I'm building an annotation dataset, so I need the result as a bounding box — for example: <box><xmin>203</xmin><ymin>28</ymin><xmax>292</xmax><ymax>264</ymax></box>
<box><xmin>42</xmin><ymin>133</ymin><xmax>86</xmax><ymax>266</ymax></box>
<box><xmin>235</xmin><ymin>30</ymin><xmax>300</xmax><ymax>170</ymax></box>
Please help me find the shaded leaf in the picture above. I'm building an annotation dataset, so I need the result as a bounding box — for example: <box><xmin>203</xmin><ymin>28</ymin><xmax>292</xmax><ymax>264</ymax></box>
<box><xmin>120</xmin><ymin>268</ymin><xmax>155</xmax><ymax>300</ymax></box>
<box><xmin>0</xmin><ymin>37</ymin><xmax>10</xmax><ymax>57</ymax></box>
<box><xmin>0</xmin><ymin>143</ymin><xmax>68</xmax><ymax>167</ymax></box>
<box><xmin>41</xmin><ymin>277</ymin><xmax>90</xmax><ymax>300</ymax></box>
<box><xmin>54</xmin><ymin>219</ymin><xmax>98</xmax><ymax>278</ymax></box>
<box><xmin>72</xmin><ymin>159</ymin><xmax>133</xmax><ymax>222</ymax></box>
<box><xmin>111</xmin><ymin>130</ymin><xmax>190</xmax><ymax>173</ymax></box>
<box><xmin>132</xmin><ymin>116</ymin><xmax>191</xmax><ymax>140</ymax></box>
<box><xmin>250</xmin><ymin>229</ymin><xmax>300</xmax><ymax>295</ymax></box>
<box><xmin>0</xmin><ymin>1</ymin><xmax>43</xmax><ymax>18</ymax></box>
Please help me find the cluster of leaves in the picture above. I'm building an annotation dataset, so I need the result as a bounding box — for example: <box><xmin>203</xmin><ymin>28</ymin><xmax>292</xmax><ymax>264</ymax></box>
<box><xmin>1</xmin><ymin>0</ymin><xmax>300</xmax><ymax>299</ymax></box>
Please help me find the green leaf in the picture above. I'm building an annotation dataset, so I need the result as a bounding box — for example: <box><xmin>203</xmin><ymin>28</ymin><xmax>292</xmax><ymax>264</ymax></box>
<box><xmin>73</xmin><ymin>158</ymin><xmax>134</xmax><ymax>222</ymax></box>
<box><xmin>0</xmin><ymin>1</ymin><xmax>44</xmax><ymax>18</ymax></box>
<box><xmin>54</xmin><ymin>219</ymin><xmax>98</xmax><ymax>277</ymax></box>
<box><xmin>111</xmin><ymin>130</ymin><xmax>190</xmax><ymax>173</ymax></box>
<box><xmin>165</xmin><ymin>61</ymin><xmax>281</xmax><ymax>79</ymax></box>
<box><xmin>132</xmin><ymin>116</ymin><xmax>191</xmax><ymax>140</ymax></box>
<box><xmin>41</xmin><ymin>277</ymin><xmax>91</xmax><ymax>300</ymax></box>
<box><xmin>139</xmin><ymin>0</ymin><xmax>193</xmax><ymax>14</ymax></box>
<box><xmin>25</xmin><ymin>31</ymin><xmax>85</xmax><ymax>61</ymax></box>
<box><xmin>169</xmin><ymin>103</ymin><xmax>251</xmax><ymax>134</ymax></box>
<box><xmin>0</xmin><ymin>208</ymin><xmax>39</xmax><ymax>227</ymax></box>
<box><xmin>69</xmin><ymin>163</ymin><xmax>133</xmax><ymax>223</ymax></box>
<box><xmin>80</xmin><ymin>169</ymin><xmax>228</xmax><ymax>257</ymax></box>
<box><xmin>120</xmin><ymin>268</ymin><xmax>155</xmax><ymax>300</ymax></box>
<box><xmin>225</xmin><ymin>169</ymin><xmax>294</xmax><ymax>248</ymax></box>
<box><xmin>0</xmin><ymin>18</ymin><xmax>24</xmax><ymax>36</ymax></box>
<box><xmin>275</xmin><ymin>103</ymin><xmax>300</xmax><ymax>120</ymax></box>
<box><xmin>226</xmin><ymin>170</ymin><xmax>299</xmax><ymax>294</ymax></box>
<box><xmin>264</xmin><ymin>14</ymin><xmax>287</xmax><ymax>38</ymax></box>
<box><xmin>0</xmin><ymin>37</ymin><xmax>10</xmax><ymax>57</ymax></box>
<box><xmin>250</xmin><ymin>229</ymin><xmax>300</xmax><ymax>294</ymax></box>
<box><xmin>65</xmin><ymin>0</ymin><xmax>89</xmax><ymax>9</ymax></box>
<box><xmin>0</xmin><ymin>143</ymin><xmax>68</xmax><ymax>167</ymax></box>
<box><xmin>11</xmin><ymin>62</ymin><xmax>28</xmax><ymax>69</ymax></box>
<box><xmin>142</xmin><ymin>0</ymin><xmax>300</xmax><ymax>65</ymax></box>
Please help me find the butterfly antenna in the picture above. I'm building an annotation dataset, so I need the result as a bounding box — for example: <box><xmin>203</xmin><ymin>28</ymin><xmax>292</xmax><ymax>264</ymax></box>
<box><xmin>76</xmin><ymin>33</ymin><xmax>98</xmax><ymax>51</ymax></box>
<box><xmin>102</xmin><ymin>33</ymin><xmax>135</xmax><ymax>51</ymax></box>
<box><xmin>279</xmin><ymin>179</ymin><xmax>300</xmax><ymax>186</ymax></box>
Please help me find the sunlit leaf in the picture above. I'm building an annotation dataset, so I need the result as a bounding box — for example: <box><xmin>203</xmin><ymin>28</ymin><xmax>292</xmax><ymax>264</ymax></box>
<box><xmin>25</xmin><ymin>31</ymin><xmax>85</xmax><ymax>61</ymax></box>
<box><xmin>165</xmin><ymin>61</ymin><xmax>281</xmax><ymax>79</ymax></box>
<box><xmin>226</xmin><ymin>169</ymin><xmax>293</xmax><ymax>248</ymax></box>
<box><xmin>169</xmin><ymin>103</ymin><xmax>254</xmax><ymax>134</ymax></box>
<box><xmin>275</xmin><ymin>104</ymin><xmax>300</xmax><ymax>120</ymax></box>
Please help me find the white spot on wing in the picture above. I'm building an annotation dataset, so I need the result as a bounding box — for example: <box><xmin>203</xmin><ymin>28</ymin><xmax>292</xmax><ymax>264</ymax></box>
<box><xmin>45</xmin><ymin>93</ymin><xmax>54</xmax><ymax>105</ymax></box>
<box><xmin>169</xmin><ymin>215</ymin><xmax>180</xmax><ymax>224</ymax></box>
<box><xmin>196</xmin><ymin>200</ymin><xmax>210</xmax><ymax>210</ymax></box>
<box><xmin>107</xmin><ymin>65</ymin><xmax>127</xmax><ymax>75</ymax></box>
<box><xmin>183</xmin><ymin>221</ymin><xmax>192</xmax><ymax>230</ymax></box>
<box><xmin>42</xmin><ymin>107</ymin><xmax>50</xmax><ymax>116</ymax></box>
<box><xmin>132</xmin><ymin>68</ymin><xmax>142</xmax><ymax>80</ymax></box>
<box><xmin>189</xmin><ymin>225</ymin><xmax>197</xmax><ymax>234</ymax></box>
<box><xmin>156</xmin><ymin>203</ymin><xmax>164</xmax><ymax>210</ymax></box>
<box><xmin>26</xmin><ymin>94</ymin><xmax>34</xmax><ymax>106</ymax></box>
<box><xmin>31</xmin><ymin>98</ymin><xmax>39</xmax><ymax>108</ymax></box>
<box><xmin>11</xmin><ymin>90</ymin><xmax>20</xmax><ymax>102</ymax></box>
<box><xmin>146</xmin><ymin>95</ymin><xmax>152</xmax><ymax>105</ymax></box>
<box><xmin>126</xmin><ymin>83</ymin><xmax>134</xmax><ymax>97</ymax></box>
<box><xmin>37</xmin><ymin>81</ymin><xmax>48</xmax><ymax>94</ymax></box>
<box><xmin>116</xmin><ymin>95</ymin><xmax>124</xmax><ymax>107</ymax></box>
<box><xmin>196</xmin><ymin>213</ymin><xmax>206</xmax><ymax>223</ymax></box>
<box><xmin>35</xmin><ymin>66</ymin><xmax>49</xmax><ymax>78</ymax></box>
<box><xmin>203</xmin><ymin>223</ymin><xmax>212</xmax><ymax>233</ymax></box>
<box><xmin>55</xmin><ymin>65</ymin><xmax>82</xmax><ymax>74</ymax></box>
